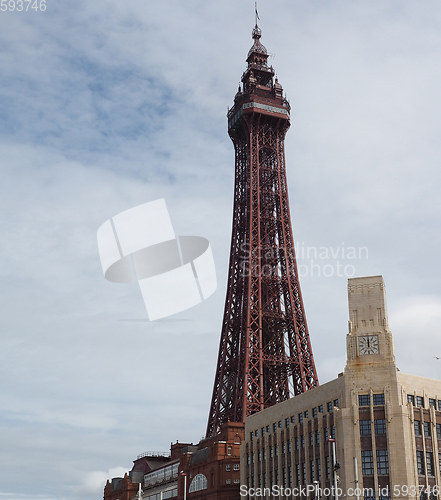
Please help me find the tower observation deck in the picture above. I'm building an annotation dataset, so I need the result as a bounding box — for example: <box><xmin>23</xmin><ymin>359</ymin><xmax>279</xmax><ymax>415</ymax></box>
<box><xmin>206</xmin><ymin>24</ymin><xmax>319</xmax><ymax>438</ymax></box>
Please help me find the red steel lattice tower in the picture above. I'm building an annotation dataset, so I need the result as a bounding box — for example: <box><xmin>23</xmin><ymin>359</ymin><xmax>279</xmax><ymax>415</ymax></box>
<box><xmin>206</xmin><ymin>24</ymin><xmax>319</xmax><ymax>438</ymax></box>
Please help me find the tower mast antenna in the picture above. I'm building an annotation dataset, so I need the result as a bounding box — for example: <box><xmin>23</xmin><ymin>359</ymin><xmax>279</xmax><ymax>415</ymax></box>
<box><xmin>255</xmin><ymin>1</ymin><xmax>260</xmax><ymax>25</ymax></box>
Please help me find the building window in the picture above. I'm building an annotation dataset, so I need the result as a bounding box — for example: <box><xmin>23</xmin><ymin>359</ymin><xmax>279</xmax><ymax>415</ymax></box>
<box><xmin>424</xmin><ymin>421</ymin><xmax>431</xmax><ymax>437</ymax></box>
<box><xmin>373</xmin><ymin>393</ymin><xmax>385</xmax><ymax>405</ymax></box>
<box><xmin>263</xmin><ymin>472</ymin><xmax>266</xmax><ymax>488</ymax></box>
<box><xmin>324</xmin><ymin>428</ymin><xmax>328</xmax><ymax>441</ymax></box>
<box><xmin>288</xmin><ymin>466</ymin><xmax>292</xmax><ymax>488</ymax></box>
<box><xmin>438</xmin><ymin>400</ymin><xmax>441</xmax><ymax>412</ymax></box>
<box><xmin>296</xmin><ymin>464</ymin><xmax>300</xmax><ymax>485</ymax></box>
<box><xmin>278</xmin><ymin>421</ymin><xmax>282</xmax><ymax>428</ymax></box>
<box><xmin>361</xmin><ymin>450</ymin><xmax>374</xmax><ymax>475</ymax></box>
<box><xmin>429</xmin><ymin>398</ymin><xmax>436</xmax><ymax>408</ymax></box>
<box><xmin>414</xmin><ymin>420</ymin><xmax>422</xmax><ymax>436</ymax></box>
<box><xmin>234</xmin><ymin>464</ymin><xmax>239</xmax><ymax>471</ymax></box>
<box><xmin>258</xmin><ymin>450</ymin><xmax>261</xmax><ymax>462</ymax></box>
<box><xmin>359</xmin><ymin>394</ymin><xmax>370</xmax><ymax>406</ymax></box>
<box><xmin>360</xmin><ymin>420</ymin><xmax>371</xmax><ymax>435</ymax></box>
<box><xmin>275</xmin><ymin>445</ymin><xmax>278</xmax><ymax>457</ymax></box>
<box><xmin>313</xmin><ymin>407</ymin><xmax>318</xmax><ymax>418</ymax></box>
<box><xmin>327</xmin><ymin>401</ymin><xmax>333</xmax><ymax>412</ymax></box>
<box><xmin>316</xmin><ymin>430</ymin><xmax>320</xmax><ymax>444</ymax></box>
<box><xmin>250</xmin><ymin>432</ymin><xmax>254</xmax><ymax>441</ymax></box>
<box><xmin>273</xmin><ymin>422</ymin><xmax>277</xmax><ymax>433</ymax></box>
<box><xmin>438</xmin><ymin>453</ymin><xmax>441</xmax><ymax>475</ymax></box>
<box><xmin>316</xmin><ymin>458</ymin><xmax>321</xmax><ymax>482</ymax></box>
<box><xmin>282</xmin><ymin>467</ymin><xmax>286</xmax><ymax>487</ymax></box>
<box><xmin>408</xmin><ymin>394</ymin><xmax>415</xmax><ymax>405</ymax></box>
<box><xmin>295</xmin><ymin>437</ymin><xmax>299</xmax><ymax>450</ymax></box>
<box><xmin>374</xmin><ymin>419</ymin><xmax>386</xmax><ymax>434</ymax></box>
<box><xmin>416</xmin><ymin>396</ymin><xmax>425</xmax><ymax>408</ymax></box>
<box><xmin>325</xmin><ymin>456</ymin><xmax>330</xmax><ymax>479</ymax></box>
<box><xmin>436</xmin><ymin>423</ymin><xmax>441</xmax><ymax>439</ymax></box>
<box><xmin>319</xmin><ymin>404</ymin><xmax>324</xmax><ymax>413</ymax></box>
<box><xmin>301</xmin><ymin>436</ymin><xmax>305</xmax><ymax>448</ymax></box>
<box><xmin>189</xmin><ymin>474</ymin><xmax>208</xmax><ymax>492</ymax></box>
<box><xmin>376</xmin><ymin>449</ymin><xmax>389</xmax><ymax>474</ymax></box>
<box><xmin>301</xmin><ymin>462</ymin><xmax>306</xmax><ymax>484</ymax></box>
<box><xmin>255</xmin><ymin>429</ymin><xmax>258</xmax><ymax>437</ymax></box>
<box><xmin>270</xmin><ymin>446</ymin><xmax>273</xmax><ymax>458</ymax></box>
<box><xmin>261</xmin><ymin>427</ymin><xmax>265</xmax><ymax>437</ymax></box>
<box><xmin>226</xmin><ymin>479</ymin><xmax>231</xmax><ymax>485</ymax></box>
<box><xmin>228</xmin><ymin>446</ymin><xmax>232</xmax><ymax>455</ymax></box>
<box><xmin>263</xmin><ymin>449</ymin><xmax>266</xmax><ymax>461</ymax></box>
<box><xmin>309</xmin><ymin>432</ymin><xmax>313</xmax><ymax>446</ymax></box>
<box><xmin>285</xmin><ymin>418</ymin><xmax>290</xmax><ymax>428</ymax></box>
<box><xmin>426</xmin><ymin>451</ymin><xmax>434</xmax><ymax>476</ymax></box>
<box><xmin>310</xmin><ymin>460</ymin><xmax>315</xmax><ymax>481</ymax></box>
<box><xmin>282</xmin><ymin>442</ymin><xmax>286</xmax><ymax>454</ymax></box>
<box><xmin>334</xmin><ymin>398</ymin><xmax>339</xmax><ymax>408</ymax></box>
<box><xmin>288</xmin><ymin>440</ymin><xmax>291</xmax><ymax>453</ymax></box>
<box><xmin>290</xmin><ymin>415</ymin><xmax>295</xmax><ymax>424</ymax></box>
<box><xmin>298</xmin><ymin>413</ymin><xmax>303</xmax><ymax>424</ymax></box>
<box><xmin>266</xmin><ymin>425</ymin><xmax>270</xmax><ymax>433</ymax></box>
<box><xmin>304</xmin><ymin>410</ymin><xmax>309</xmax><ymax>419</ymax></box>
<box><xmin>234</xmin><ymin>479</ymin><xmax>240</xmax><ymax>484</ymax></box>
<box><xmin>331</xmin><ymin>425</ymin><xmax>335</xmax><ymax>439</ymax></box>
<box><xmin>417</xmin><ymin>450</ymin><xmax>425</xmax><ymax>475</ymax></box>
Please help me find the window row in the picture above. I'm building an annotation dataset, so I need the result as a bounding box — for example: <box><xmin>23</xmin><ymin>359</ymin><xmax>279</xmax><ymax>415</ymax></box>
<box><xmin>247</xmin><ymin>427</ymin><xmax>336</xmax><ymax>464</ymax></box>
<box><xmin>144</xmin><ymin>463</ymin><xmax>179</xmax><ymax>486</ymax></box>
<box><xmin>408</xmin><ymin>394</ymin><xmax>441</xmax><ymax>410</ymax></box>
<box><xmin>247</xmin><ymin>458</ymin><xmax>331</xmax><ymax>490</ymax></box>
<box><xmin>145</xmin><ymin>487</ymin><xmax>177</xmax><ymax>500</ymax></box>
<box><xmin>250</xmin><ymin>402</ymin><xmax>339</xmax><ymax>440</ymax></box>
<box><xmin>358</xmin><ymin>393</ymin><xmax>385</xmax><ymax>406</ymax></box>
<box><xmin>361</xmin><ymin>449</ymin><xmax>389</xmax><ymax>475</ymax></box>
<box><xmin>416</xmin><ymin>450</ymin><xmax>437</xmax><ymax>476</ymax></box>
<box><xmin>413</xmin><ymin>420</ymin><xmax>441</xmax><ymax>438</ymax></box>
<box><xmin>225</xmin><ymin>464</ymin><xmax>240</xmax><ymax>471</ymax></box>
<box><xmin>359</xmin><ymin>419</ymin><xmax>386</xmax><ymax>435</ymax></box>
<box><xmin>225</xmin><ymin>479</ymin><xmax>240</xmax><ymax>484</ymax></box>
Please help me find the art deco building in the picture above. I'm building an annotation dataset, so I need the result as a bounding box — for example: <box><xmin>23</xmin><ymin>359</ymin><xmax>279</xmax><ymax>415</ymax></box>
<box><xmin>242</xmin><ymin>276</ymin><xmax>441</xmax><ymax>500</ymax></box>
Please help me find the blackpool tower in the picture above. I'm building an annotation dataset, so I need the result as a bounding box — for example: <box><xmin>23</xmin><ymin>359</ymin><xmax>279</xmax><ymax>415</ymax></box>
<box><xmin>206</xmin><ymin>23</ymin><xmax>319</xmax><ymax>438</ymax></box>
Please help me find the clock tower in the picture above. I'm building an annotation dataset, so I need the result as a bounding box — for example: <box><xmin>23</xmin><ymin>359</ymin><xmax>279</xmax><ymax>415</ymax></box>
<box><xmin>345</xmin><ymin>275</ymin><xmax>395</xmax><ymax>368</ymax></box>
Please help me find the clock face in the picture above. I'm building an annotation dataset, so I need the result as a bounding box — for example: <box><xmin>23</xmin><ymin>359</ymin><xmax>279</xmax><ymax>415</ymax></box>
<box><xmin>358</xmin><ymin>335</ymin><xmax>379</xmax><ymax>355</ymax></box>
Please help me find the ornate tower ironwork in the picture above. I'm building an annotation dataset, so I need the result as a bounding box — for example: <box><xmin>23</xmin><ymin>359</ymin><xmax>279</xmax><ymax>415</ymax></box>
<box><xmin>206</xmin><ymin>24</ymin><xmax>319</xmax><ymax>438</ymax></box>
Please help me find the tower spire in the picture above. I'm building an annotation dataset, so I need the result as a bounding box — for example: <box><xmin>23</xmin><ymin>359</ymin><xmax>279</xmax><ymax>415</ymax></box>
<box><xmin>206</xmin><ymin>26</ymin><xmax>319</xmax><ymax>438</ymax></box>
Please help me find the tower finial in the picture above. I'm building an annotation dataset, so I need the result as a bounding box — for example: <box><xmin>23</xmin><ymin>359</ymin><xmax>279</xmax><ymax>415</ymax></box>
<box><xmin>254</xmin><ymin>2</ymin><xmax>260</xmax><ymax>27</ymax></box>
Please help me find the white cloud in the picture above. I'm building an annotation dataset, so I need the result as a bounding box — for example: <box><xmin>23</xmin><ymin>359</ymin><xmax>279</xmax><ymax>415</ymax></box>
<box><xmin>76</xmin><ymin>467</ymin><xmax>130</xmax><ymax>497</ymax></box>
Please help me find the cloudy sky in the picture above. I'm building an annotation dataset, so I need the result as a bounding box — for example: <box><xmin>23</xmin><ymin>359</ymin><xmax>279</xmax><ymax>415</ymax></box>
<box><xmin>1</xmin><ymin>0</ymin><xmax>441</xmax><ymax>498</ymax></box>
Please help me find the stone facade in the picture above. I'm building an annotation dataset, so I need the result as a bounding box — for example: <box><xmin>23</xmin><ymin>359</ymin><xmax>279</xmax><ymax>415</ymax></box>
<box><xmin>242</xmin><ymin>276</ymin><xmax>441</xmax><ymax>500</ymax></box>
